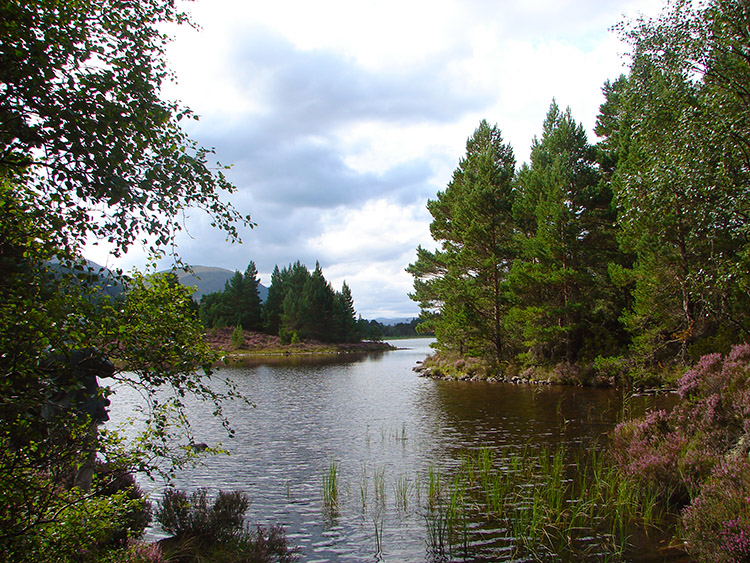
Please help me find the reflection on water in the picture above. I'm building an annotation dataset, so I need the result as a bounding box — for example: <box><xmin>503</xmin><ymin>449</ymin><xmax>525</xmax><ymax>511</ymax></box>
<box><xmin>108</xmin><ymin>338</ymin><xmax>675</xmax><ymax>562</ymax></box>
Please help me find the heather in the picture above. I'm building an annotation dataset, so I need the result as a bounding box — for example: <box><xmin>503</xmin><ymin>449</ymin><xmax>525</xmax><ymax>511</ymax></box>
<box><xmin>613</xmin><ymin>344</ymin><xmax>750</xmax><ymax>561</ymax></box>
<box><xmin>205</xmin><ymin>327</ymin><xmax>394</xmax><ymax>358</ymax></box>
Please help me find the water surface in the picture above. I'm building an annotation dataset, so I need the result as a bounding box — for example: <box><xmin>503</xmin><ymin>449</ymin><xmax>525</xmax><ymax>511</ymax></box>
<box><xmin>109</xmin><ymin>338</ymin><xmax>673</xmax><ymax>562</ymax></box>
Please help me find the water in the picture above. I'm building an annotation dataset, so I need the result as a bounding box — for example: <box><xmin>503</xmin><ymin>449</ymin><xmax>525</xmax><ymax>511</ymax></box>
<box><xmin>108</xmin><ymin>338</ymin><xmax>674</xmax><ymax>562</ymax></box>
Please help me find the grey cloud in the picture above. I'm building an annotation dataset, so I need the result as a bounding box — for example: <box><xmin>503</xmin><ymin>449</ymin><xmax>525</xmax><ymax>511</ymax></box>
<box><xmin>193</xmin><ymin>118</ymin><xmax>437</xmax><ymax>210</ymax></box>
<box><xmin>229</xmin><ymin>26</ymin><xmax>484</xmax><ymax>128</ymax></box>
<box><xmin>182</xmin><ymin>25</ymin><xmax>481</xmax><ymax>212</ymax></box>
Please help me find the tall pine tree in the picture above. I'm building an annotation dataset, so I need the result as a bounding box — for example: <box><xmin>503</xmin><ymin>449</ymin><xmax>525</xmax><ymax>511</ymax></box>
<box><xmin>408</xmin><ymin>120</ymin><xmax>517</xmax><ymax>361</ymax></box>
<box><xmin>508</xmin><ymin>102</ymin><xmax>616</xmax><ymax>363</ymax></box>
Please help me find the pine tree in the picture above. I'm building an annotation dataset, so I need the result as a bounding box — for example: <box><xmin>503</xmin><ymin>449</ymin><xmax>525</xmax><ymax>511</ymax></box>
<box><xmin>239</xmin><ymin>261</ymin><xmax>263</xmax><ymax>331</ymax></box>
<box><xmin>334</xmin><ymin>282</ymin><xmax>359</xmax><ymax>342</ymax></box>
<box><xmin>408</xmin><ymin>120</ymin><xmax>517</xmax><ymax>361</ymax></box>
<box><xmin>508</xmin><ymin>102</ymin><xmax>616</xmax><ymax>363</ymax></box>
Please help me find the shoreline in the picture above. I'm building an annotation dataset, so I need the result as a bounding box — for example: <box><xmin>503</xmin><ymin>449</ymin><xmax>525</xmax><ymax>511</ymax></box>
<box><xmin>205</xmin><ymin>327</ymin><xmax>397</xmax><ymax>362</ymax></box>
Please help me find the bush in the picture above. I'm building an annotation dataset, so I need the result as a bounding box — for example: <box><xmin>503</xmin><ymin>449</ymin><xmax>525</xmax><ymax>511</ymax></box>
<box><xmin>96</xmin><ymin>465</ymin><xmax>153</xmax><ymax>547</ymax></box>
<box><xmin>155</xmin><ymin>488</ymin><xmax>298</xmax><ymax>563</ymax></box>
<box><xmin>682</xmin><ymin>459</ymin><xmax>750</xmax><ymax>563</ymax></box>
<box><xmin>156</xmin><ymin>488</ymin><xmax>249</xmax><ymax>542</ymax></box>
<box><xmin>613</xmin><ymin>344</ymin><xmax>750</xmax><ymax>561</ymax></box>
<box><xmin>231</xmin><ymin>325</ymin><xmax>245</xmax><ymax>349</ymax></box>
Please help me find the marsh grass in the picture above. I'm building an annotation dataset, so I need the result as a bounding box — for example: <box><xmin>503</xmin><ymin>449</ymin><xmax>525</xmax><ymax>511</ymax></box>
<box><xmin>374</xmin><ymin>465</ymin><xmax>387</xmax><ymax>508</ymax></box>
<box><xmin>417</xmin><ymin>443</ymin><xmax>676</xmax><ymax>560</ymax></box>
<box><xmin>321</xmin><ymin>460</ymin><xmax>339</xmax><ymax>514</ymax></box>
<box><xmin>394</xmin><ymin>474</ymin><xmax>411</xmax><ymax>512</ymax></box>
<box><xmin>319</xmin><ymin>437</ymin><xmax>673</xmax><ymax>559</ymax></box>
<box><xmin>373</xmin><ymin>515</ymin><xmax>384</xmax><ymax>560</ymax></box>
<box><xmin>359</xmin><ymin>462</ymin><xmax>368</xmax><ymax>514</ymax></box>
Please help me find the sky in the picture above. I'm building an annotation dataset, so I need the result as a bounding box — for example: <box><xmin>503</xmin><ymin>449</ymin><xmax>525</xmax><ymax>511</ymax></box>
<box><xmin>87</xmin><ymin>0</ymin><xmax>664</xmax><ymax>319</ymax></box>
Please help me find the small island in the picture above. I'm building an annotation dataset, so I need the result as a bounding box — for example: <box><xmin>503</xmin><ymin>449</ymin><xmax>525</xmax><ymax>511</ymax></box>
<box><xmin>206</xmin><ymin>327</ymin><xmax>396</xmax><ymax>360</ymax></box>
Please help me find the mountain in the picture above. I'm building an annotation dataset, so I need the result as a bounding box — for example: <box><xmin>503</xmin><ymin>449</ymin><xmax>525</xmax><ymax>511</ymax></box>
<box><xmin>170</xmin><ymin>265</ymin><xmax>268</xmax><ymax>302</ymax></box>
<box><xmin>49</xmin><ymin>257</ymin><xmax>125</xmax><ymax>298</ymax></box>
<box><xmin>374</xmin><ymin>317</ymin><xmax>417</xmax><ymax>326</ymax></box>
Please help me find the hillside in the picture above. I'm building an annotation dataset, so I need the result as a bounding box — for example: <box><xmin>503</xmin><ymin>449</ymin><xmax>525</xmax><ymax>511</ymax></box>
<box><xmin>169</xmin><ymin>265</ymin><xmax>269</xmax><ymax>302</ymax></box>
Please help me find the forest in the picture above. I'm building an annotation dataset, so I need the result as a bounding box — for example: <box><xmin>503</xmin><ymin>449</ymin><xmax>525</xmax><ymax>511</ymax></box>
<box><xmin>196</xmin><ymin>262</ymin><xmax>424</xmax><ymax>343</ymax></box>
<box><xmin>197</xmin><ymin>261</ymin><xmax>362</xmax><ymax>343</ymax></box>
<box><xmin>409</xmin><ymin>0</ymin><xmax>750</xmax><ymax>382</ymax></box>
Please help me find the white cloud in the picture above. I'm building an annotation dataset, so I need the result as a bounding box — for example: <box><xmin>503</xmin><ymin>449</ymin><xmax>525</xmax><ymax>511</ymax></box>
<box><xmin>91</xmin><ymin>0</ymin><xmax>668</xmax><ymax>318</ymax></box>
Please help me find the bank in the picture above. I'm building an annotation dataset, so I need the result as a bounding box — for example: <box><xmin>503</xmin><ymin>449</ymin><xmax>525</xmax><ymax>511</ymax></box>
<box><xmin>205</xmin><ymin>327</ymin><xmax>396</xmax><ymax>361</ymax></box>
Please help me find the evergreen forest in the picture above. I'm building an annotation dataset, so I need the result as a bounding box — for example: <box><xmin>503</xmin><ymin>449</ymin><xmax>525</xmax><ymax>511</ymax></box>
<box><xmin>409</xmin><ymin>0</ymin><xmax>750</xmax><ymax>379</ymax></box>
<box><xmin>198</xmin><ymin>261</ymin><xmax>362</xmax><ymax>343</ymax></box>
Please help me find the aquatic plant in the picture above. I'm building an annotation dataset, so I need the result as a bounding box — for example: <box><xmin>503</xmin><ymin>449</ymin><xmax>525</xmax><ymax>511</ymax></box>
<box><xmin>321</xmin><ymin>460</ymin><xmax>339</xmax><ymax>513</ymax></box>
<box><xmin>359</xmin><ymin>462</ymin><xmax>368</xmax><ymax>513</ymax></box>
<box><xmin>394</xmin><ymin>474</ymin><xmax>411</xmax><ymax>512</ymax></box>
<box><xmin>374</xmin><ymin>465</ymin><xmax>387</xmax><ymax>508</ymax></box>
<box><xmin>373</xmin><ymin>515</ymin><xmax>384</xmax><ymax>559</ymax></box>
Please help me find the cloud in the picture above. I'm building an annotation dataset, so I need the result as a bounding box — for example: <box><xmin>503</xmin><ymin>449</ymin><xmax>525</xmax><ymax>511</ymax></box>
<box><xmin>94</xmin><ymin>0</ymin><xmax>666</xmax><ymax>319</ymax></box>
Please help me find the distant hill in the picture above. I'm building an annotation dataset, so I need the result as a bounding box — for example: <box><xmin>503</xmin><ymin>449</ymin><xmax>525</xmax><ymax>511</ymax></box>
<box><xmin>374</xmin><ymin>317</ymin><xmax>417</xmax><ymax>326</ymax></box>
<box><xmin>50</xmin><ymin>257</ymin><xmax>125</xmax><ymax>298</ymax></box>
<box><xmin>169</xmin><ymin>265</ymin><xmax>268</xmax><ymax>302</ymax></box>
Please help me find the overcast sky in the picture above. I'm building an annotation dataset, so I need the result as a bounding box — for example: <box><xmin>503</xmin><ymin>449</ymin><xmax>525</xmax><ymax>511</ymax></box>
<box><xmin>88</xmin><ymin>0</ymin><xmax>664</xmax><ymax>319</ymax></box>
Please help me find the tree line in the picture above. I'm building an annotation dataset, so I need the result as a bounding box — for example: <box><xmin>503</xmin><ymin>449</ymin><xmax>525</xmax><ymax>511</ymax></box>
<box><xmin>409</xmin><ymin>0</ymin><xmax>750</xmax><ymax>371</ymax></box>
<box><xmin>199</xmin><ymin>261</ymin><xmax>361</xmax><ymax>343</ymax></box>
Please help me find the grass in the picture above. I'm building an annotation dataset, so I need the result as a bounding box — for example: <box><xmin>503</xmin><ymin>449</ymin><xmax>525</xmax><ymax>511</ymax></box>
<box><xmin>321</xmin><ymin>460</ymin><xmax>339</xmax><ymax>513</ymax></box>
<box><xmin>417</xmin><ymin>443</ymin><xmax>676</xmax><ymax>561</ymax></box>
<box><xmin>317</xmin><ymin>437</ymin><xmax>674</xmax><ymax>560</ymax></box>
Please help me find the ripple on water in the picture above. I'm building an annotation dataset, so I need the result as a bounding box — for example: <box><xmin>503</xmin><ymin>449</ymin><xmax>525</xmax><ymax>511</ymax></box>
<box><xmin>107</xmin><ymin>339</ymin><xmax>677</xmax><ymax>562</ymax></box>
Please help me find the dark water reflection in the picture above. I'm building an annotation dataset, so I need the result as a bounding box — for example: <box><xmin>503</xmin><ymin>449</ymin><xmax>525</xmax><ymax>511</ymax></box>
<box><xmin>108</xmin><ymin>338</ymin><xmax>676</xmax><ymax>562</ymax></box>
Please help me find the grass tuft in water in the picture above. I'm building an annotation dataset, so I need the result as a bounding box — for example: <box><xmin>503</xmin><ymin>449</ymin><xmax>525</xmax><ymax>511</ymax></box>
<box><xmin>322</xmin><ymin>459</ymin><xmax>340</xmax><ymax>513</ymax></box>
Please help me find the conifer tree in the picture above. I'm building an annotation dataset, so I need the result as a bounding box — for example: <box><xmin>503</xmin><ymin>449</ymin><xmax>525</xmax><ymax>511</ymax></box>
<box><xmin>408</xmin><ymin>120</ymin><xmax>517</xmax><ymax>361</ymax></box>
<box><xmin>239</xmin><ymin>262</ymin><xmax>263</xmax><ymax>331</ymax></box>
<box><xmin>262</xmin><ymin>265</ymin><xmax>285</xmax><ymax>335</ymax></box>
<box><xmin>335</xmin><ymin>282</ymin><xmax>359</xmax><ymax>342</ymax></box>
<box><xmin>508</xmin><ymin>102</ymin><xmax>614</xmax><ymax>363</ymax></box>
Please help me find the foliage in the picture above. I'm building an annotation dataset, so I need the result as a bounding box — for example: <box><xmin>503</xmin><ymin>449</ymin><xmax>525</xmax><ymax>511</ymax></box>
<box><xmin>200</xmin><ymin>263</ymin><xmax>263</xmax><ymax>331</ymax></box>
<box><xmin>408</xmin><ymin>0</ymin><xmax>750</xmax><ymax>377</ymax></box>
<box><xmin>509</xmin><ymin>101</ymin><xmax>622</xmax><ymax>364</ymax></box>
<box><xmin>605</xmin><ymin>0</ymin><xmax>750</xmax><ymax>364</ymax></box>
<box><xmin>0</xmin><ymin>0</ymin><xmax>254</xmax><ymax>559</ymax></box>
<box><xmin>156</xmin><ymin>488</ymin><xmax>299</xmax><ymax>563</ymax></box>
<box><xmin>231</xmin><ymin>325</ymin><xmax>246</xmax><ymax>349</ymax></box>
<box><xmin>613</xmin><ymin>344</ymin><xmax>750</xmax><ymax>560</ymax></box>
<box><xmin>0</xmin><ymin>459</ymin><xmax>152</xmax><ymax>563</ymax></box>
<box><xmin>408</xmin><ymin>120</ymin><xmax>517</xmax><ymax>361</ymax></box>
<box><xmin>156</xmin><ymin>488</ymin><xmax>249</xmax><ymax>542</ymax></box>
<box><xmin>204</xmin><ymin>260</ymin><xmax>362</xmax><ymax>343</ymax></box>
<box><xmin>682</xmin><ymin>459</ymin><xmax>750</xmax><ymax>563</ymax></box>
<box><xmin>0</xmin><ymin>0</ymin><xmax>251</xmax><ymax>258</ymax></box>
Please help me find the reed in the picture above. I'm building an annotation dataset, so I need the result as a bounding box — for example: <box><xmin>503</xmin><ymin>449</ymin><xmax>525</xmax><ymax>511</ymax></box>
<box><xmin>394</xmin><ymin>474</ymin><xmax>410</xmax><ymax>512</ymax></box>
<box><xmin>427</xmin><ymin>464</ymin><xmax>442</xmax><ymax>510</ymax></box>
<box><xmin>322</xmin><ymin>459</ymin><xmax>339</xmax><ymax>512</ymax></box>
<box><xmin>374</xmin><ymin>465</ymin><xmax>387</xmax><ymax>508</ymax></box>
<box><xmin>359</xmin><ymin>462</ymin><xmax>368</xmax><ymax>514</ymax></box>
<box><xmin>417</xmin><ymin>441</ymin><xmax>677</xmax><ymax>561</ymax></box>
<box><xmin>373</xmin><ymin>515</ymin><xmax>384</xmax><ymax>558</ymax></box>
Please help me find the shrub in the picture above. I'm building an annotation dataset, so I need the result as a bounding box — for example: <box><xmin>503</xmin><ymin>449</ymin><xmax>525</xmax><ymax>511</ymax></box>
<box><xmin>228</xmin><ymin>524</ymin><xmax>300</xmax><ymax>563</ymax></box>
<box><xmin>613</xmin><ymin>411</ymin><xmax>682</xmax><ymax>501</ymax></box>
<box><xmin>613</xmin><ymin>344</ymin><xmax>750</xmax><ymax>561</ymax></box>
<box><xmin>96</xmin><ymin>465</ymin><xmax>153</xmax><ymax>547</ymax></box>
<box><xmin>155</xmin><ymin>488</ymin><xmax>298</xmax><ymax>562</ymax></box>
<box><xmin>682</xmin><ymin>459</ymin><xmax>750</xmax><ymax>563</ymax></box>
<box><xmin>156</xmin><ymin>488</ymin><xmax>249</xmax><ymax>542</ymax></box>
<box><xmin>231</xmin><ymin>325</ymin><xmax>245</xmax><ymax>349</ymax></box>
